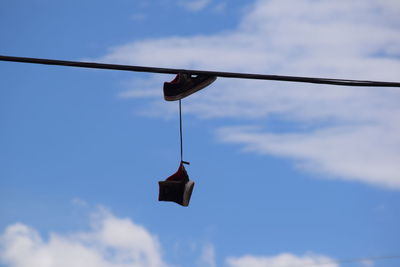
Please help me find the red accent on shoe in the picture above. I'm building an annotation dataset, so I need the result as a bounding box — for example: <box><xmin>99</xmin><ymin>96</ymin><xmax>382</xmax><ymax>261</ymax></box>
<box><xmin>166</xmin><ymin>162</ymin><xmax>188</xmax><ymax>181</ymax></box>
<box><xmin>168</xmin><ymin>73</ymin><xmax>181</xmax><ymax>84</ymax></box>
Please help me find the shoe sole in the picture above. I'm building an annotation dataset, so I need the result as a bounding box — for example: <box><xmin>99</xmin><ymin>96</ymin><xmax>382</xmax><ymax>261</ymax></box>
<box><xmin>164</xmin><ymin>76</ymin><xmax>217</xmax><ymax>101</ymax></box>
<box><xmin>182</xmin><ymin>180</ymin><xmax>195</xmax><ymax>207</ymax></box>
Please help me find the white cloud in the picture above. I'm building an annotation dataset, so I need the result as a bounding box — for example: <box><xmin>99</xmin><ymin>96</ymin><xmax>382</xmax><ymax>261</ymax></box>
<box><xmin>217</xmin><ymin>123</ymin><xmax>400</xmax><ymax>189</ymax></box>
<box><xmin>0</xmin><ymin>207</ymin><xmax>167</xmax><ymax>267</ymax></box>
<box><xmin>0</xmin><ymin>206</ymin><xmax>343</xmax><ymax>267</ymax></box>
<box><xmin>99</xmin><ymin>0</ymin><xmax>400</xmax><ymax>189</ymax></box>
<box><xmin>213</xmin><ymin>3</ymin><xmax>226</xmax><ymax>13</ymax></box>
<box><xmin>71</xmin><ymin>198</ymin><xmax>89</xmax><ymax>207</ymax></box>
<box><xmin>361</xmin><ymin>259</ymin><xmax>374</xmax><ymax>267</ymax></box>
<box><xmin>226</xmin><ymin>253</ymin><xmax>339</xmax><ymax>267</ymax></box>
<box><xmin>178</xmin><ymin>0</ymin><xmax>211</xmax><ymax>11</ymax></box>
<box><xmin>197</xmin><ymin>243</ymin><xmax>216</xmax><ymax>267</ymax></box>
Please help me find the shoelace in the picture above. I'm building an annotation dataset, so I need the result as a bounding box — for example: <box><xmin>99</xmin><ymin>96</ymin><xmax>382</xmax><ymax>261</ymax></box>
<box><xmin>179</xmin><ymin>100</ymin><xmax>190</xmax><ymax>165</ymax></box>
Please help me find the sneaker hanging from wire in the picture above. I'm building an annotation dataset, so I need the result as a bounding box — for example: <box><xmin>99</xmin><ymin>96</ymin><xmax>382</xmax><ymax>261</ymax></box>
<box><xmin>163</xmin><ymin>73</ymin><xmax>217</xmax><ymax>101</ymax></box>
<box><xmin>158</xmin><ymin>162</ymin><xmax>195</xmax><ymax>207</ymax></box>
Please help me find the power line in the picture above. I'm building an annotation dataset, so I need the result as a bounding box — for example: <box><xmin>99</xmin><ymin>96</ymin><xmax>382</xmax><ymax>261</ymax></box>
<box><xmin>1</xmin><ymin>55</ymin><xmax>400</xmax><ymax>88</ymax></box>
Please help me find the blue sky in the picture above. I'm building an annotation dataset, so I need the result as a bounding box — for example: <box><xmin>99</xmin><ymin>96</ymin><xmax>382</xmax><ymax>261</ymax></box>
<box><xmin>1</xmin><ymin>0</ymin><xmax>400</xmax><ymax>267</ymax></box>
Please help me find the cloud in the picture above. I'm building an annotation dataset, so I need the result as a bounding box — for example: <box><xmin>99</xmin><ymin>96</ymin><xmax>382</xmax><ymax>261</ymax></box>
<box><xmin>213</xmin><ymin>3</ymin><xmax>226</xmax><ymax>13</ymax></box>
<box><xmin>226</xmin><ymin>253</ymin><xmax>339</xmax><ymax>267</ymax></box>
<box><xmin>197</xmin><ymin>243</ymin><xmax>216</xmax><ymax>267</ymax></box>
<box><xmin>178</xmin><ymin>0</ymin><xmax>211</xmax><ymax>11</ymax></box>
<box><xmin>71</xmin><ymin>197</ymin><xmax>89</xmax><ymax>207</ymax></box>
<box><xmin>0</xmin><ymin>206</ymin><xmax>342</xmax><ymax>267</ymax></box>
<box><xmin>0</xmin><ymin>207</ymin><xmax>167</xmax><ymax>267</ymax></box>
<box><xmin>361</xmin><ymin>259</ymin><xmax>374</xmax><ymax>267</ymax></box>
<box><xmin>217</xmin><ymin>123</ymin><xmax>400</xmax><ymax>189</ymax></box>
<box><xmin>0</xmin><ymin>208</ymin><xmax>341</xmax><ymax>267</ymax></box>
<box><xmin>99</xmin><ymin>0</ymin><xmax>400</xmax><ymax>189</ymax></box>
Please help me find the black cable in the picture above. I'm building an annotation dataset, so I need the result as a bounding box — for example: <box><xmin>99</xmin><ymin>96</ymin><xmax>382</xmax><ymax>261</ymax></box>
<box><xmin>1</xmin><ymin>55</ymin><xmax>400</xmax><ymax>87</ymax></box>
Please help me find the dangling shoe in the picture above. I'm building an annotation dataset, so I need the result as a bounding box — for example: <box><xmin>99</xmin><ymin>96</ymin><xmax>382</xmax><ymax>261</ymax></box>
<box><xmin>158</xmin><ymin>162</ymin><xmax>195</xmax><ymax>206</ymax></box>
<box><xmin>163</xmin><ymin>73</ymin><xmax>217</xmax><ymax>101</ymax></box>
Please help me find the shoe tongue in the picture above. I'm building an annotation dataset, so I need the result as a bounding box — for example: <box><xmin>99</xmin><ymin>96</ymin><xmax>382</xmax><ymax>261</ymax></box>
<box><xmin>177</xmin><ymin>163</ymin><xmax>189</xmax><ymax>180</ymax></box>
<box><xmin>178</xmin><ymin>162</ymin><xmax>186</xmax><ymax>173</ymax></box>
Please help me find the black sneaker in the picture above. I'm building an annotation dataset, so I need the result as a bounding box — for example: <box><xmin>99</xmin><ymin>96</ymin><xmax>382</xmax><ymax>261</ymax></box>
<box><xmin>158</xmin><ymin>163</ymin><xmax>195</xmax><ymax>207</ymax></box>
<box><xmin>163</xmin><ymin>73</ymin><xmax>217</xmax><ymax>101</ymax></box>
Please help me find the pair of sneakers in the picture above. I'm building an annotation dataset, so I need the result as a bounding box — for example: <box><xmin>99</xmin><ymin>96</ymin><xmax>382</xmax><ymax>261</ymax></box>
<box><xmin>158</xmin><ymin>162</ymin><xmax>194</xmax><ymax>207</ymax></box>
<box><xmin>159</xmin><ymin>73</ymin><xmax>215</xmax><ymax>206</ymax></box>
<box><xmin>163</xmin><ymin>73</ymin><xmax>217</xmax><ymax>101</ymax></box>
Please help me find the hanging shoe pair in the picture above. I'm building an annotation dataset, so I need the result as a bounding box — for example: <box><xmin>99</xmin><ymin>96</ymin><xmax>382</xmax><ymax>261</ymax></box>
<box><xmin>158</xmin><ymin>162</ymin><xmax>194</xmax><ymax>207</ymax></box>
<box><xmin>159</xmin><ymin>72</ymin><xmax>216</xmax><ymax>206</ymax></box>
<box><xmin>163</xmin><ymin>73</ymin><xmax>217</xmax><ymax>101</ymax></box>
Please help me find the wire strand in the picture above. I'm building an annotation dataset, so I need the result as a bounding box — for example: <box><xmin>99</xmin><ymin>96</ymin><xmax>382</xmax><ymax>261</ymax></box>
<box><xmin>1</xmin><ymin>55</ymin><xmax>400</xmax><ymax>87</ymax></box>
